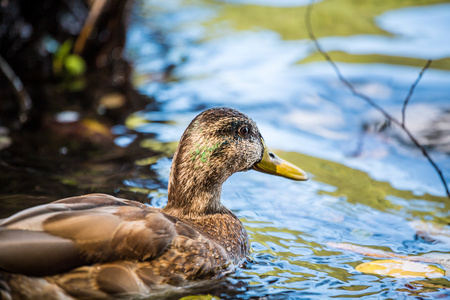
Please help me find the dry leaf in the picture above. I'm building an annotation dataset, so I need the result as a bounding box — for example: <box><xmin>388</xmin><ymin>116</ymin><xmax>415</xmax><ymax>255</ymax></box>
<box><xmin>356</xmin><ymin>259</ymin><xmax>445</xmax><ymax>279</ymax></box>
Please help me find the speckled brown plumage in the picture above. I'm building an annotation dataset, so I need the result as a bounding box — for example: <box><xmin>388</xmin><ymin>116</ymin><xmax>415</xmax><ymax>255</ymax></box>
<box><xmin>0</xmin><ymin>107</ymin><xmax>307</xmax><ymax>299</ymax></box>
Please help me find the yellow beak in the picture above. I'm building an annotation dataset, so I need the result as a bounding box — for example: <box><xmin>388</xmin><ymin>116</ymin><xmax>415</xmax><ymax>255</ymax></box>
<box><xmin>252</xmin><ymin>139</ymin><xmax>309</xmax><ymax>181</ymax></box>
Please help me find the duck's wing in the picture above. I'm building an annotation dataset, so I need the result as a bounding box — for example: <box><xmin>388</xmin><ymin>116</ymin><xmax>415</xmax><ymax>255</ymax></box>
<box><xmin>0</xmin><ymin>194</ymin><xmax>178</xmax><ymax>277</ymax></box>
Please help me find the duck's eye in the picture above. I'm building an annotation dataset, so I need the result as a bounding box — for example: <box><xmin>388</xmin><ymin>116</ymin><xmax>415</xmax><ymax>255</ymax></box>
<box><xmin>237</xmin><ymin>125</ymin><xmax>250</xmax><ymax>137</ymax></box>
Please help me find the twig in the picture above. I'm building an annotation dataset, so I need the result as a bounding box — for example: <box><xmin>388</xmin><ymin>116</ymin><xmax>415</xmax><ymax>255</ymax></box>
<box><xmin>401</xmin><ymin>60</ymin><xmax>432</xmax><ymax>126</ymax></box>
<box><xmin>74</xmin><ymin>0</ymin><xmax>109</xmax><ymax>55</ymax></box>
<box><xmin>0</xmin><ymin>55</ymin><xmax>32</xmax><ymax>127</ymax></box>
<box><xmin>305</xmin><ymin>0</ymin><xmax>450</xmax><ymax>199</ymax></box>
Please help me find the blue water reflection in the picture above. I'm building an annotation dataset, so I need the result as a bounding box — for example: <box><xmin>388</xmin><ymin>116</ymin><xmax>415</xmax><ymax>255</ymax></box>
<box><xmin>126</xmin><ymin>0</ymin><xmax>450</xmax><ymax>298</ymax></box>
<box><xmin>319</xmin><ymin>4</ymin><xmax>450</xmax><ymax>59</ymax></box>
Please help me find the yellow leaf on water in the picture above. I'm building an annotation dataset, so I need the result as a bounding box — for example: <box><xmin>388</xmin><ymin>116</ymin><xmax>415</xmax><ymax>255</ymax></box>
<box><xmin>81</xmin><ymin>119</ymin><xmax>112</xmax><ymax>138</ymax></box>
<box><xmin>356</xmin><ymin>260</ymin><xmax>445</xmax><ymax>279</ymax></box>
<box><xmin>99</xmin><ymin>93</ymin><xmax>126</xmax><ymax>109</ymax></box>
<box><xmin>179</xmin><ymin>295</ymin><xmax>220</xmax><ymax>300</ymax></box>
<box><xmin>125</xmin><ymin>113</ymin><xmax>149</xmax><ymax>130</ymax></box>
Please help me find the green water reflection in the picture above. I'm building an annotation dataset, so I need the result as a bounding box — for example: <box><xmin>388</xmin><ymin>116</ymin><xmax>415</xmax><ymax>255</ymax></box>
<box><xmin>277</xmin><ymin>151</ymin><xmax>450</xmax><ymax>222</ymax></box>
<box><xmin>301</xmin><ymin>51</ymin><xmax>450</xmax><ymax>71</ymax></box>
<box><xmin>197</xmin><ymin>0</ymin><xmax>450</xmax><ymax>71</ymax></box>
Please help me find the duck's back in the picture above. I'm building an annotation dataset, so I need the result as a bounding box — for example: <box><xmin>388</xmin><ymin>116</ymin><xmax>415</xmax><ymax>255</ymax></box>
<box><xmin>0</xmin><ymin>194</ymin><xmax>247</xmax><ymax>299</ymax></box>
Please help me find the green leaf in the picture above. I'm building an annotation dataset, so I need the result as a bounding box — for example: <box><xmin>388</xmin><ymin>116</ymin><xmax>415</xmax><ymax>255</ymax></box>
<box><xmin>55</xmin><ymin>40</ymin><xmax>73</xmax><ymax>60</ymax></box>
<box><xmin>64</xmin><ymin>54</ymin><xmax>86</xmax><ymax>76</ymax></box>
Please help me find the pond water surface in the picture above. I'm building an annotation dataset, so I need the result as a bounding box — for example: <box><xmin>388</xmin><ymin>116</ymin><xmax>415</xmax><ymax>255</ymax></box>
<box><xmin>2</xmin><ymin>0</ymin><xmax>450</xmax><ymax>299</ymax></box>
<box><xmin>124</xmin><ymin>0</ymin><xmax>450</xmax><ymax>298</ymax></box>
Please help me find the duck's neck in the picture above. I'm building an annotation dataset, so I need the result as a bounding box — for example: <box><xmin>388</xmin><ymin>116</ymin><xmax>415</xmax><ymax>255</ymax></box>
<box><xmin>164</xmin><ymin>138</ymin><xmax>230</xmax><ymax>219</ymax></box>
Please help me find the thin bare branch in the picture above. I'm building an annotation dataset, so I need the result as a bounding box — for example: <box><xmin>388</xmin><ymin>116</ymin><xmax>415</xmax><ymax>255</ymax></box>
<box><xmin>401</xmin><ymin>60</ymin><xmax>432</xmax><ymax>126</ymax></box>
<box><xmin>0</xmin><ymin>55</ymin><xmax>32</xmax><ymax>127</ymax></box>
<box><xmin>305</xmin><ymin>0</ymin><xmax>450</xmax><ymax>199</ymax></box>
<box><xmin>74</xmin><ymin>0</ymin><xmax>109</xmax><ymax>55</ymax></box>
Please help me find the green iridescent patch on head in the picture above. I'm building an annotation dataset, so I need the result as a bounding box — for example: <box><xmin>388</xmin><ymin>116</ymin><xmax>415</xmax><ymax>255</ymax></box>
<box><xmin>190</xmin><ymin>135</ymin><xmax>235</xmax><ymax>165</ymax></box>
<box><xmin>190</xmin><ymin>141</ymin><xmax>223</xmax><ymax>163</ymax></box>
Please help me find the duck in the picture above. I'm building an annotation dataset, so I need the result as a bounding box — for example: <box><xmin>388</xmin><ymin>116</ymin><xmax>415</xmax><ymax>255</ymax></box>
<box><xmin>0</xmin><ymin>107</ymin><xmax>308</xmax><ymax>299</ymax></box>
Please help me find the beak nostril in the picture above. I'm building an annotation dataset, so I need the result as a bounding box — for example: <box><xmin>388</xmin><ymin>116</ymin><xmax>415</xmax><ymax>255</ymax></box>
<box><xmin>255</xmin><ymin>137</ymin><xmax>308</xmax><ymax>181</ymax></box>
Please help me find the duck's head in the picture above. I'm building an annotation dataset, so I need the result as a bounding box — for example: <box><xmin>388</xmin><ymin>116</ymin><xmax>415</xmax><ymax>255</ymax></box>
<box><xmin>165</xmin><ymin>107</ymin><xmax>308</xmax><ymax>217</ymax></box>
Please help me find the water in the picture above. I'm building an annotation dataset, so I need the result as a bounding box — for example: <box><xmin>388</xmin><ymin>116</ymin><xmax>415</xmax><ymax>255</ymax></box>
<box><xmin>125</xmin><ymin>0</ymin><xmax>450</xmax><ymax>298</ymax></box>
<box><xmin>2</xmin><ymin>0</ymin><xmax>450</xmax><ymax>298</ymax></box>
